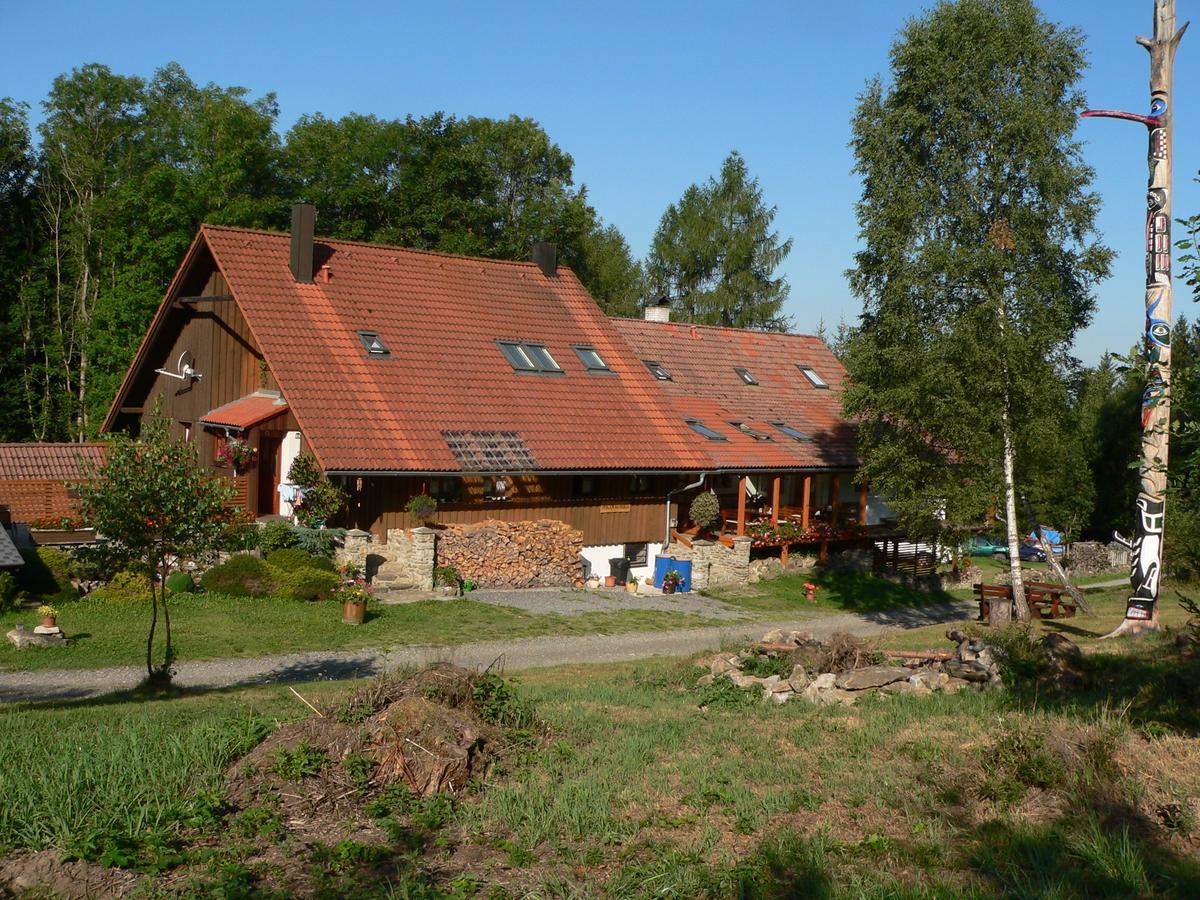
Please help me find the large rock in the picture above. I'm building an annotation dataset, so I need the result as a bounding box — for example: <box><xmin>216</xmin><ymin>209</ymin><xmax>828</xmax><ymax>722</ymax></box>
<box><xmin>803</xmin><ymin>684</ymin><xmax>858</xmax><ymax>706</ymax></box>
<box><xmin>7</xmin><ymin>626</ymin><xmax>69</xmax><ymax>649</ymax></box>
<box><xmin>709</xmin><ymin>654</ymin><xmax>740</xmax><ymax>675</ymax></box>
<box><xmin>881</xmin><ymin>680</ymin><xmax>932</xmax><ymax>696</ymax></box>
<box><xmin>787</xmin><ymin>665</ymin><xmax>810</xmax><ymax>692</ymax></box>
<box><xmin>909</xmin><ymin>670</ymin><xmax>949</xmax><ymax>691</ymax></box>
<box><xmin>835</xmin><ymin>665</ymin><xmax>910</xmax><ymax>691</ymax></box>
<box><xmin>728</xmin><ymin>672</ymin><xmax>764</xmax><ymax>689</ymax></box>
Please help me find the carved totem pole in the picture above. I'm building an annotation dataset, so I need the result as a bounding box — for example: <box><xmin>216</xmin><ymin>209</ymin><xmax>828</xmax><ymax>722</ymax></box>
<box><xmin>1083</xmin><ymin>0</ymin><xmax>1187</xmax><ymax>636</ymax></box>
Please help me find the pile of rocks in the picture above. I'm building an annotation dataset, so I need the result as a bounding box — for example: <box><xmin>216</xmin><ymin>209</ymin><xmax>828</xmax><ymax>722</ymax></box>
<box><xmin>696</xmin><ymin>628</ymin><xmax>992</xmax><ymax>706</ymax></box>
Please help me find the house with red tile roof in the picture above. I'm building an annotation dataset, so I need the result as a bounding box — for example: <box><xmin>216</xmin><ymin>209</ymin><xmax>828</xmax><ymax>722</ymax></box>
<box><xmin>103</xmin><ymin>205</ymin><xmax>887</xmax><ymax>584</ymax></box>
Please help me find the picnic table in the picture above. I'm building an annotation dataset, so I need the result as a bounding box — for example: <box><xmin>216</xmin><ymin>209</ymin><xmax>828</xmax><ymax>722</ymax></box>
<box><xmin>974</xmin><ymin>581</ymin><xmax>1078</xmax><ymax>620</ymax></box>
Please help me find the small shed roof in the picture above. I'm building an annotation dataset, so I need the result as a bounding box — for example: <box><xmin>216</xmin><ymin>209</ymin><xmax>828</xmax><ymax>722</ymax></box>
<box><xmin>0</xmin><ymin>527</ymin><xmax>23</xmax><ymax>568</ymax></box>
<box><xmin>0</xmin><ymin>443</ymin><xmax>105</xmax><ymax>481</ymax></box>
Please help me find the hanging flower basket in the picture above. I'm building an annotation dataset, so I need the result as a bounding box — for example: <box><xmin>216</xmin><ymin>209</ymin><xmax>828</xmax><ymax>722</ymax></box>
<box><xmin>217</xmin><ymin>437</ymin><xmax>258</xmax><ymax>474</ymax></box>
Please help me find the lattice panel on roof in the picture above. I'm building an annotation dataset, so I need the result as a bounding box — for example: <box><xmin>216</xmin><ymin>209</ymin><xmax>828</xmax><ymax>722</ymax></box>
<box><xmin>441</xmin><ymin>430</ymin><xmax>538</xmax><ymax>471</ymax></box>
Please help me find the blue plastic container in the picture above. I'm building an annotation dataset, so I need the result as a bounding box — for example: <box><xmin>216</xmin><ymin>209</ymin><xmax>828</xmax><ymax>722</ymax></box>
<box><xmin>652</xmin><ymin>555</ymin><xmax>692</xmax><ymax>593</ymax></box>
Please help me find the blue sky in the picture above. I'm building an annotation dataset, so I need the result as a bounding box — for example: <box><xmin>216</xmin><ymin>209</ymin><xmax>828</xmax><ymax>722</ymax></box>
<box><xmin>3</xmin><ymin>0</ymin><xmax>1197</xmax><ymax>362</ymax></box>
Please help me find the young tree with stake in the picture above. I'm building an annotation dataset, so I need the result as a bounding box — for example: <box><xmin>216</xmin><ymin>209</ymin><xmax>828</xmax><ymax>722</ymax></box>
<box><xmin>78</xmin><ymin>414</ymin><xmax>236</xmax><ymax>684</ymax></box>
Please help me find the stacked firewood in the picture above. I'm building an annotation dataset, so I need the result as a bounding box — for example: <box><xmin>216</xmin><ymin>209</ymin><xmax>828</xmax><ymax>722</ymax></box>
<box><xmin>436</xmin><ymin>518</ymin><xmax>583</xmax><ymax>588</ymax></box>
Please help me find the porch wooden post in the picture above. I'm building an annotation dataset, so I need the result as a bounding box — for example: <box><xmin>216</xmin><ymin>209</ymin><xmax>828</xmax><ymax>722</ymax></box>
<box><xmin>737</xmin><ymin>475</ymin><xmax>747</xmax><ymax>536</ymax></box>
<box><xmin>859</xmin><ymin>481</ymin><xmax>869</xmax><ymax>526</ymax></box>
<box><xmin>771</xmin><ymin>475</ymin><xmax>781</xmax><ymax>526</ymax></box>
<box><xmin>802</xmin><ymin>475</ymin><xmax>812</xmax><ymax>529</ymax></box>
<box><xmin>831</xmin><ymin>474</ymin><xmax>841</xmax><ymax>527</ymax></box>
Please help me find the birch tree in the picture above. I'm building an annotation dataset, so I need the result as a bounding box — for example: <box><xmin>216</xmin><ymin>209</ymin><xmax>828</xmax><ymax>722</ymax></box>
<box><xmin>843</xmin><ymin>0</ymin><xmax>1113</xmax><ymax>624</ymax></box>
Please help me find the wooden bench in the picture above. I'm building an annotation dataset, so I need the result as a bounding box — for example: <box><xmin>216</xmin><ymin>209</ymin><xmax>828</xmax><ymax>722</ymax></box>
<box><xmin>974</xmin><ymin>582</ymin><xmax>1077</xmax><ymax>620</ymax></box>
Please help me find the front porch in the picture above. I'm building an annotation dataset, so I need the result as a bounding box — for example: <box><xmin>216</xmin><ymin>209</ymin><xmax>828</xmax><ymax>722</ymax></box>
<box><xmin>671</xmin><ymin>471</ymin><xmax>896</xmax><ymax>565</ymax></box>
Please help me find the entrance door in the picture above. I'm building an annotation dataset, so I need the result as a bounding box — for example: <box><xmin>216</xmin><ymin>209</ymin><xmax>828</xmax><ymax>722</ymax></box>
<box><xmin>257</xmin><ymin>433</ymin><xmax>284</xmax><ymax>515</ymax></box>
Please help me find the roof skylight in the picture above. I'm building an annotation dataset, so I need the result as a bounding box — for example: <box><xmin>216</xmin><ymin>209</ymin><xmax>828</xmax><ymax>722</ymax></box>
<box><xmin>572</xmin><ymin>345</ymin><xmax>611</xmax><ymax>372</ymax></box>
<box><xmin>769</xmin><ymin>420</ymin><xmax>812</xmax><ymax>442</ymax></box>
<box><xmin>798</xmin><ymin>365</ymin><xmax>829</xmax><ymax>388</ymax></box>
<box><xmin>734</xmin><ymin>367</ymin><xmax>759</xmax><ymax>385</ymax></box>
<box><xmin>498</xmin><ymin>341</ymin><xmax>562</xmax><ymax>374</ymax></box>
<box><xmin>685</xmin><ymin>418</ymin><xmax>727</xmax><ymax>441</ymax></box>
<box><xmin>644</xmin><ymin>360</ymin><xmax>672</xmax><ymax>381</ymax></box>
<box><xmin>357</xmin><ymin>330</ymin><xmax>390</xmax><ymax>357</ymax></box>
<box><xmin>729</xmin><ymin>421</ymin><xmax>772</xmax><ymax>441</ymax></box>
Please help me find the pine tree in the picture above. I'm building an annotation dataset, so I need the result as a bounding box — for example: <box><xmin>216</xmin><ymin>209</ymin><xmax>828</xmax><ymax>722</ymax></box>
<box><xmin>843</xmin><ymin>0</ymin><xmax>1112</xmax><ymax>623</ymax></box>
<box><xmin>647</xmin><ymin>152</ymin><xmax>792</xmax><ymax>330</ymax></box>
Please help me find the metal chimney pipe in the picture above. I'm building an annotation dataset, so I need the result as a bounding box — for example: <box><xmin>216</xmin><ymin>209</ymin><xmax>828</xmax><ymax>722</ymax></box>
<box><xmin>290</xmin><ymin>203</ymin><xmax>316</xmax><ymax>283</ymax></box>
<box><xmin>532</xmin><ymin>242</ymin><xmax>557</xmax><ymax>276</ymax></box>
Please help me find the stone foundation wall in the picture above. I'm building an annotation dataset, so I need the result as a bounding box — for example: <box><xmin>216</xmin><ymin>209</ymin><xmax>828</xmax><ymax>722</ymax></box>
<box><xmin>436</xmin><ymin>519</ymin><xmax>584</xmax><ymax>588</ymax></box>
<box><xmin>667</xmin><ymin>536</ymin><xmax>752</xmax><ymax>589</ymax></box>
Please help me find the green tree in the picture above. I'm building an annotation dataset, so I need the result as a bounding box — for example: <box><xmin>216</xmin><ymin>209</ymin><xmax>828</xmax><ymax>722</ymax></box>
<box><xmin>647</xmin><ymin>151</ymin><xmax>792</xmax><ymax>330</ymax></box>
<box><xmin>77</xmin><ymin>414</ymin><xmax>235</xmax><ymax>683</ymax></box>
<box><xmin>0</xmin><ymin>99</ymin><xmax>37</xmax><ymax>439</ymax></box>
<box><xmin>843</xmin><ymin>0</ymin><xmax>1112</xmax><ymax>623</ymax></box>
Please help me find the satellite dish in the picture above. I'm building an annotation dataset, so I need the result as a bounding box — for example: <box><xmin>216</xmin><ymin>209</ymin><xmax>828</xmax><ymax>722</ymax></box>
<box><xmin>155</xmin><ymin>350</ymin><xmax>203</xmax><ymax>382</ymax></box>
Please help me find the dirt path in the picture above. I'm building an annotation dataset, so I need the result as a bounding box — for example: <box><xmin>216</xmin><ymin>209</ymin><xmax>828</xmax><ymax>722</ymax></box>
<box><xmin>0</xmin><ymin>601</ymin><xmax>975</xmax><ymax>705</ymax></box>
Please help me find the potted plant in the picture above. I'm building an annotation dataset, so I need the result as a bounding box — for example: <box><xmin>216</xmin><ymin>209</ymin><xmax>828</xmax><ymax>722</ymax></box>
<box><xmin>661</xmin><ymin>569</ymin><xmax>683</xmax><ymax>594</ymax></box>
<box><xmin>604</xmin><ymin>574</ymin><xmax>618</xmax><ymax>588</ymax></box>
<box><xmin>38</xmin><ymin>604</ymin><xmax>59</xmax><ymax>629</ymax></box>
<box><xmin>336</xmin><ymin>581</ymin><xmax>371</xmax><ymax>625</ymax></box>
<box><xmin>434</xmin><ymin>564</ymin><xmax>464</xmax><ymax>597</ymax></box>
<box><xmin>28</xmin><ymin>515</ymin><xmax>95</xmax><ymax>545</ymax></box>
<box><xmin>405</xmin><ymin>493</ymin><xmax>438</xmax><ymax>525</ymax></box>
<box><xmin>217</xmin><ymin>437</ymin><xmax>258</xmax><ymax>475</ymax></box>
<box><xmin>689</xmin><ymin>490</ymin><xmax>721</xmax><ymax>535</ymax></box>
<box><xmin>626</xmin><ymin>578</ymin><xmax>638</xmax><ymax>594</ymax></box>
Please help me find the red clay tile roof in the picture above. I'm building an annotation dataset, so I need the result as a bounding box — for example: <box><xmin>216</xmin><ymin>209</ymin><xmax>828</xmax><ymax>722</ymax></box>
<box><xmin>201</xmin><ymin>393</ymin><xmax>289</xmax><ymax>430</ymax></box>
<box><xmin>200</xmin><ymin>226</ymin><xmax>716</xmax><ymax>473</ymax></box>
<box><xmin>610</xmin><ymin>319</ymin><xmax>859</xmax><ymax>470</ymax></box>
<box><xmin>0</xmin><ymin>443</ymin><xmax>105</xmax><ymax>481</ymax></box>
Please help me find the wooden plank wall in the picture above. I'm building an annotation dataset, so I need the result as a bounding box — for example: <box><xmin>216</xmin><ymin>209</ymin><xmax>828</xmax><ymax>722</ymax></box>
<box><xmin>348</xmin><ymin>474</ymin><xmax>670</xmax><ymax>545</ymax></box>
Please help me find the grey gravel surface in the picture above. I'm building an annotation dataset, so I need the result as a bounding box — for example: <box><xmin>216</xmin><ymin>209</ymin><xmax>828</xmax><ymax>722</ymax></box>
<box><xmin>0</xmin><ymin>601</ymin><xmax>975</xmax><ymax>705</ymax></box>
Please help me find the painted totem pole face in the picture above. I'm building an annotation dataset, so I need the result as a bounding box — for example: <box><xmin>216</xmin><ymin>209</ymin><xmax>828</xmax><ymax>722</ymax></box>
<box><xmin>1146</xmin><ymin>295</ymin><xmax>1171</xmax><ymax>363</ymax></box>
<box><xmin>1127</xmin><ymin>493</ymin><xmax>1165</xmax><ymax>620</ymax></box>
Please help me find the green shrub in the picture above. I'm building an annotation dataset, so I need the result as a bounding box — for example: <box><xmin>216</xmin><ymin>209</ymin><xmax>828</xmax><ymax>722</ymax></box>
<box><xmin>220</xmin><ymin>521</ymin><xmax>261</xmax><ymax>553</ymax></box>
<box><xmin>277</xmin><ymin>568</ymin><xmax>339</xmax><ymax>602</ymax></box>
<box><xmin>293</xmin><ymin>526</ymin><xmax>344</xmax><ymax>559</ymax></box>
<box><xmin>266</xmin><ymin>548</ymin><xmax>336</xmax><ymax>573</ymax></box>
<box><xmin>258</xmin><ymin>520</ymin><xmax>300</xmax><ymax>553</ymax></box>
<box><xmin>200</xmin><ymin>554</ymin><xmax>277</xmax><ymax>598</ymax></box>
<box><xmin>90</xmin><ymin>569</ymin><xmax>153</xmax><ymax>604</ymax></box>
<box><xmin>165</xmin><ymin>571</ymin><xmax>195</xmax><ymax>595</ymax></box>
<box><xmin>0</xmin><ymin>571</ymin><xmax>20</xmax><ymax>612</ymax></box>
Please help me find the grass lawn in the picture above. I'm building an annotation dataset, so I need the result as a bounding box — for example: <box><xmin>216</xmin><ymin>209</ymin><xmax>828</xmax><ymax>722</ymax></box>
<box><xmin>705</xmin><ymin>569</ymin><xmax>958</xmax><ymax>618</ymax></box>
<box><xmin>877</xmin><ymin>582</ymin><xmax>1197</xmax><ymax>654</ymax></box>
<box><xmin>0</xmin><ymin>594</ymin><xmax>722</xmax><ymax>673</ymax></box>
<box><xmin>3</xmin><ymin>638</ymin><xmax>1200</xmax><ymax>897</ymax></box>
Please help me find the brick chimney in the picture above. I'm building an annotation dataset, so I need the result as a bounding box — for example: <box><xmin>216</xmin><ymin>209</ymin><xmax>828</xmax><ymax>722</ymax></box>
<box><xmin>644</xmin><ymin>296</ymin><xmax>671</xmax><ymax>323</ymax></box>
<box><xmin>290</xmin><ymin>203</ymin><xmax>316</xmax><ymax>283</ymax></box>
